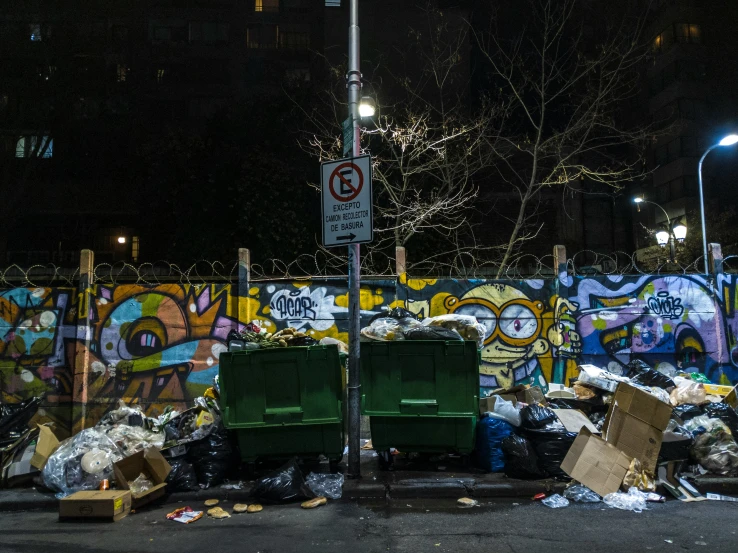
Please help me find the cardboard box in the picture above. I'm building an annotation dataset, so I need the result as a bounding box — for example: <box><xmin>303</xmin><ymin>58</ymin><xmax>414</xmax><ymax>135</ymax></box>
<box><xmin>479</xmin><ymin>395</ymin><xmax>517</xmax><ymax>415</ymax></box>
<box><xmin>576</xmin><ymin>365</ymin><xmax>622</xmax><ymax>392</ymax></box>
<box><xmin>552</xmin><ymin>409</ymin><xmax>600</xmax><ymax>434</ymax></box>
<box><xmin>602</xmin><ymin>383</ymin><xmax>673</xmax><ymax>473</ymax></box>
<box><xmin>723</xmin><ymin>386</ymin><xmax>738</xmax><ymax>409</ymax></box>
<box><xmin>489</xmin><ymin>385</ymin><xmax>547</xmax><ymax>405</ymax></box>
<box><xmin>60</xmin><ymin>490</ymin><xmax>131</xmax><ymax>521</ymax></box>
<box><xmin>30</xmin><ymin>424</ymin><xmax>60</xmax><ymax>471</ymax></box>
<box><xmin>113</xmin><ymin>448</ymin><xmax>172</xmax><ymax>509</ymax></box>
<box><xmin>703</xmin><ymin>384</ymin><xmax>736</xmax><ymax>396</ymax></box>
<box><xmin>561</xmin><ymin>428</ymin><xmax>633</xmax><ymax>498</ymax></box>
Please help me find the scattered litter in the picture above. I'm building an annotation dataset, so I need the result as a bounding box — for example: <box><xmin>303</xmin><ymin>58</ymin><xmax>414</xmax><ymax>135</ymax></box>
<box><xmin>301</xmin><ymin>497</ymin><xmax>328</xmax><ymax>509</ymax></box>
<box><xmin>361</xmin><ymin>440</ymin><xmax>373</xmax><ymax>450</ymax></box>
<box><xmin>706</xmin><ymin>493</ymin><xmax>738</xmax><ymax>502</ymax></box>
<box><xmin>563</xmin><ymin>484</ymin><xmax>601</xmax><ymax>503</ymax></box>
<box><xmin>204</xmin><ymin>499</ymin><xmax>219</xmax><ymax>507</ymax></box>
<box><xmin>166</xmin><ymin>506</ymin><xmax>203</xmax><ymax>524</ymax></box>
<box><xmin>233</xmin><ymin>503</ymin><xmax>249</xmax><ymax>513</ymax></box>
<box><xmin>603</xmin><ymin>488</ymin><xmax>648</xmax><ymax>513</ymax></box>
<box><xmin>250</xmin><ymin>458</ymin><xmax>315</xmax><ymax>503</ymax></box>
<box><xmin>645</xmin><ymin>493</ymin><xmax>665</xmax><ymax>503</ymax></box>
<box><xmin>541</xmin><ymin>494</ymin><xmax>569</xmax><ymax>508</ymax></box>
<box><xmin>695</xmin><ymin>542</ymin><xmax>707</xmax><ymax>546</ymax></box>
<box><xmin>457</xmin><ymin>497</ymin><xmax>478</xmax><ymax>507</ymax></box>
<box><xmin>221</xmin><ymin>481</ymin><xmax>244</xmax><ymax>490</ymax></box>
<box><xmin>247</xmin><ymin>504</ymin><xmax>263</xmax><ymax>513</ymax></box>
<box><xmin>306</xmin><ymin>472</ymin><xmax>344</xmax><ymax>499</ymax></box>
<box><xmin>664</xmin><ymin>540</ymin><xmax>673</xmax><ymax>544</ymax></box>
<box><xmin>532</xmin><ymin>493</ymin><xmax>546</xmax><ymax>501</ymax></box>
<box><xmin>512</xmin><ymin>503</ymin><xmax>520</xmax><ymax>506</ymax></box>
<box><xmin>207</xmin><ymin>506</ymin><xmax>231</xmax><ymax>519</ymax></box>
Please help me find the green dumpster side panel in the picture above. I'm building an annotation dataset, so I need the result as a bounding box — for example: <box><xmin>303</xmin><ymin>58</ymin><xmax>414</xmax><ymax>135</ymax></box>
<box><xmin>360</xmin><ymin>341</ymin><xmax>479</xmax><ymax>417</ymax></box>
<box><xmin>219</xmin><ymin>345</ymin><xmax>343</xmax><ymax>429</ymax></box>
<box><xmin>369</xmin><ymin>416</ymin><xmax>477</xmax><ymax>454</ymax></box>
<box><xmin>235</xmin><ymin>423</ymin><xmax>344</xmax><ymax>463</ymax></box>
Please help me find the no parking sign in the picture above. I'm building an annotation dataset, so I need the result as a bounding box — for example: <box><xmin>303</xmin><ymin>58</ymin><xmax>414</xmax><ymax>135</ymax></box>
<box><xmin>320</xmin><ymin>154</ymin><xmax>373</xmax><ymax>247</ymax></box>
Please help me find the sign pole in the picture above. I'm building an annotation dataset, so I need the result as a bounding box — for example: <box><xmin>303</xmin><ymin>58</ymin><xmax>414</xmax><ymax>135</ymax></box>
<box><xmin>346</xmin><ymin>0</ymin><xmax>362</xmax><ymax>479</ymax></box>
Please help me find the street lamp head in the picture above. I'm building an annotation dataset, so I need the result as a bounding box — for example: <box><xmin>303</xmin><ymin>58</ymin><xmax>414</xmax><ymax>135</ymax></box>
<box><xmin>358</xmin><ymin>96</ymin><xmax>376</xmax><ymax>118</ymax></box>
<box><xmin>718</xmin><ymin>134</ymin><xmax>738</xmax><ymax>147</ymax></box>
<box><xmin>633</xmin><ymin>197</ymin><xmax>644</xmax><ymax>203</ymax></box>
<box><xmin>117</xmin><ymin>236</ymin><xmax>126</xmax><ymax>244</ymax></box>
<box><xmin>655</xmin><ymin>230</ymin><xmax>670</xmax><ymax>246</ymax></box>
<box><xmin>673</xmin><ymin>223</ymin><xmax>687</xmax><ymax>242</ymax></box>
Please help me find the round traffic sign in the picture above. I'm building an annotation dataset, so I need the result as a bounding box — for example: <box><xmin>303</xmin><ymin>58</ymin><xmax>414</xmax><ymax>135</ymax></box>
<box><xmin>329</xmin><ymin>162</ymin><xmax>364</xmax><ymax>202</ymax></box>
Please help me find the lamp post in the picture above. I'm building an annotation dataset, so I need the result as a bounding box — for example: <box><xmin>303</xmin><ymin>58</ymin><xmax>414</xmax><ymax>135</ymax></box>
<box><xmin>697</xmin><ymin>134</ymin><xmax>738</xmax><ymax>274</ymax></box>
<box><xmin>633</xmin><ymin>197</ymin><xmax>687</xmax><ymax>263</ymax></box>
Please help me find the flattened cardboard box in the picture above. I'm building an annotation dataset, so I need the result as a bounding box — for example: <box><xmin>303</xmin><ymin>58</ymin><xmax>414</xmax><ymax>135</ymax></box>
<box><xmin>59</xmin><ymin>490</ymin><xmax>131</xmax><ymax>521</ymax></box>
<box><xmin>30</xmin><ymin>424</ymin><xmax>60</xmax><ymax>470</ymax></box>
<box><xmin>604</xmin><ymin>383</ymin><xmax>672</xmax><ymax>432</ymax></box>
<box><xmin>561</xmin><ymin>428</ymin><xmax>632</xmax><ymax>498</ymax></box>
<box><xmin>552</xmin><ymin>409</ymin><xmax>600</xmax><ymax>434</ymax></box>
<box><xmin>113</xmin><ymin>448</ymin><xmax>171</xmax><ymax>509</ymax></box>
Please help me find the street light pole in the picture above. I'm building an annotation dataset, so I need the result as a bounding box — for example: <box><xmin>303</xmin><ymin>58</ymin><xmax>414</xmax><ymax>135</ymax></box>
<box><xmin>346</xmin><ymin>0</ymin><xmax>362</xmax><ymax>479</ymax></box>
<box><xmin>697</xmin><ymin>134</ymin><xmax>738</xmax><ymax>275</ymax></box>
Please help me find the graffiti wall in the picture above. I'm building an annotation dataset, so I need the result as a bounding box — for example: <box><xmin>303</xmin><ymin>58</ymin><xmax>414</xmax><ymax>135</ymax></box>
<box><xmin>2</xmin><ymin>273</ymin><xmax>738</xmax><ymax>431</ymax></box>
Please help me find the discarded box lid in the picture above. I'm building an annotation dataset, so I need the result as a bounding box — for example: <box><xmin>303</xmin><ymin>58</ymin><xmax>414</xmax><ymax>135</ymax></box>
<box><xmin>561</xmin><ymin>427</ymin><xmax>632</xmax><ymax>498</ymax></box>
<box><xmin>552</xmin><ymin>409</ymin><xmax>600</xmax><ymax>434</ymax></box>
<box><xmin>59</xmin><ymin>490</ymin><xmax>132</xmax><ymax>521</ymax></box>
<box><xmin>113</xmin><ymin>448</ymin><xmax>171</xmax><ymax>509</ymax></box>
<box><xmin>546</xmin><ymin>384</ymin><xmax>577</xmax><ymax>399</ymax></box>
<box><xmin>30</xmin><ymin>424</ymin><xmax>60</xmax><ymax>471</ymax></box>
<box><xmin>479</xmin><ymin>395</ymin><xmax>517</xmax><ymax>415</ymax></box>
<box><xmin>603</xmin><ymin>405</ymin><xmax>664</xmax><ymax>473</ymax></box>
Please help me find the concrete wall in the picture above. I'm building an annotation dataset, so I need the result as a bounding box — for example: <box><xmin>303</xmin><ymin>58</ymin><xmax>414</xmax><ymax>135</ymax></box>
<box><xmin>2</xmin><ymin>270</ymin><xmax>738</xmax><ymax>435</ymax></box>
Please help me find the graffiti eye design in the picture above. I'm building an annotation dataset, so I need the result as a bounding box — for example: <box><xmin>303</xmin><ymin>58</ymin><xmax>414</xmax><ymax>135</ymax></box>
<box><xmin>125</xmin><ymin>318</ymin><xmax>168</xmax><ymax>357</ymax></box>
<box><xmin>454</xmin><ymin>304</ymin><xmax>497</xmax><ymax>338</ymax></box>
<box><xmin>499</xmin><ymin>305</ymin><xmax>538</xmax><ymax>339</ymax></box>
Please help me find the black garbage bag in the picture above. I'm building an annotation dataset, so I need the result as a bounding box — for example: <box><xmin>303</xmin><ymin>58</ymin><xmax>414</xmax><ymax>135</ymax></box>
<box><xmin>289</xmin><ymin>335</ymin><xmax>319</xmax><ymax>347</ymax></box>
<box><xmin>501</xmin><ymin>434</ymin><xmax>546</xmax><ymax>479</ymax></box>
<box><xmin>522</xmin><ymin>426</ymin><xmax>577</xmax><ymax>480</ymax></box>
<box><xmin>519</xmin><ymin>404</ymin><xmax>557</xmax><ymax>430</ymax></box>
<box><xmin>703</xmin><ymin>403</ymin><xmax>738</xmax><ymax>437</ymax></box>
<box><xmin>404</xmin><ymin>327</ymin><xmax>462</xmax><ymax>341</ymax></box>
<box><xmin>672</xmin><ymin>403</ymin><xmax>705</xmax><ymax>423</ymax></box>
<box><xmin>659</xmin><ymin>424</ymin><xmax>694</xmax><ymax>462</ymax></box>
<box><xmin>369</xmin><ymin>307</ymin><xmax>418</xmax><ymax>323</ymax></box>
<box><xmin>546</xmin><ymin>396</ymin><xmax>607</xmax><ymax>416</ymax></box>
<box><xmin>165</xmin><ymin>455</ymin><xmax>199</xmax><ymax>492</ymax></box>
<box><xmin>186</xmin><ymin>424</ymin><xmax>235</xmax><ymax>488</ymax></box>
<box><xmin>250</xmin><ymin>458</ymin><xmax>315</xmax><ymax>503</ymax></box>
<box><xmin>0</xmin><ymin>396</ymin><xmax>43</xmax><ymax>446</ymax></box>
<box><xmin>630</xmin><ymin>365</ymin><xmax>675</xmax><ymax>390</ymax></box>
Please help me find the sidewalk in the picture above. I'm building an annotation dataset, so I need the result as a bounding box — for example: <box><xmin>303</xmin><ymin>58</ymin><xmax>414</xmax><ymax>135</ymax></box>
<box><xmin>2</xmin><ymin>453</ymin><xmax>737</xmax><ymax>512</ymax></box>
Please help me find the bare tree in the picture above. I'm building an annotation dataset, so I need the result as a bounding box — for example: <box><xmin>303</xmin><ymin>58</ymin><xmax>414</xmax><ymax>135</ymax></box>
<box><xmin>297</xmin><ymin>4</ymin><xmax>497</xmax><ymax>266</ymax></box>
<box><xmin>473</xmin><ymin>0</ymin><xmax>665</xmax><ymax>277</ymax></box>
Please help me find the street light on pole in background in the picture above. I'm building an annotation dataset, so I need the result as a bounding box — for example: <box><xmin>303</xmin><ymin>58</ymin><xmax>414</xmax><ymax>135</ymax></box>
<box><xmin>633</xmin><ymin>197</ymin><xmax>686</xmax><ymax>263</ymax></box>
<box><xmin>697</xmin><ymin>133</ymin><xmax>738</xmax><ymax>275</ymax></box>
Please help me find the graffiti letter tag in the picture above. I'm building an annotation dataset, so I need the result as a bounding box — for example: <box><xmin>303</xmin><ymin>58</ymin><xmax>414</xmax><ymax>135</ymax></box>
<box><xmin>647</xmin><ymin>291</ymin><xmax>684</xmax><ymax>320</ymax></box>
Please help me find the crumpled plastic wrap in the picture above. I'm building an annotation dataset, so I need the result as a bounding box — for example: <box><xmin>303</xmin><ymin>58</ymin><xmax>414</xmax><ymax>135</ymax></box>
<box><xmin>319</xmin><ymin>336</ymin><xmax>349</xmax><ymax>353</ymax></box>
<box><xmin>486</xmin><ymin>396</ymin><xmax>521</xmax><ymax>427</ymax></box>
<box><xmin>422</xmin><ymin>314</ymin><xmax>486</xmax><ymax>348</ymax></box>
<box><xmin>685</xmin><ymin>416</ymin><xmax>738</xmax><ymax>475</ymax></box>
<box><xmin>670</xmin><ymin>377</ymin><xmax>707</xmax><ymax>406</ymax></box>
<box><xmin>129</xmin><ymin>473</ymin><xmax>153</xmax><ymax>494</ymax></box>
<box><xmin>564</xmin><ymin>484</ymin><xmax>601</xmax><ymax>503</ymax></box>
<box><xmin>99</xmin><ymin>400</ymin><xmax>148</xmax><ymax>428</ymax></box>
<box><xmin>360</xmin><ymin>318</ymin><xmax>406</xmax><ymax>341</ymax></box>
<box><xmin>42</xmin><ymin>428</ymin><xmax>124</xmax><ymax>498</ymax></box>
<box><xmin>105</xmin><ymin>424</ymin><xmax>165</xmax><ymax>456</ymax></box>
<box><xmin>603</xmin><ymin>487</ymin><xmax>648</xmax><ymax>513</ymax></box>
<box><xmin>306</xmin><ymin>472</ymin><xmax>344</xmax><ymax>499</ymax></box>
<box><xmin>541</xmin><ymin>494</ymin><xmax>569</xmax><ymax>508</ymax></box>
<box><xmin>622</xmin><ymin>458</ymin><xmax>656</xmax><ymax>492</ymax></box>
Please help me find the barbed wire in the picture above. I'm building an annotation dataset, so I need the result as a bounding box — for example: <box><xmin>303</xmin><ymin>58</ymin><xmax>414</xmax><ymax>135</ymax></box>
<box><xmin>92</xmin><ymin>260</ymin><xmax>240</xmax><ymax>286</ymax></box>
<box><xmin>722</xmin><ymin>255</ymin><xmax>738</xmax><ymax>274</ymax></box>
<box><xmin>567</xmin><ymin>250</ymin><xmax>705</xmax><ymax>276</ymax></box>
<box><xmin>250</xmin><ymin>249</ymin><xmax>396</xmax><ymax>280</ymax></box>
<box><xmin>0</xmin><ymin>264</ymin><xmax>80</xmax><ymax>288</ymax></box>
<box><xmin>406</xmin><ymin>252</ymin><xmax>556</xmax><ymax>279</ymax></box>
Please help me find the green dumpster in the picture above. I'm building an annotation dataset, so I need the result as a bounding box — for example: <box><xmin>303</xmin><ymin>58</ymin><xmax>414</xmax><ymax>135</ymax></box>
<box><xmin>219</xmin><ymin>345</ymin><xmax>345</xmax><ymax>470</ymax></box>
<box><xmin>360</xmin><ymin>340</ymin><xmax>479</xmax><ymax>467</ymax></box>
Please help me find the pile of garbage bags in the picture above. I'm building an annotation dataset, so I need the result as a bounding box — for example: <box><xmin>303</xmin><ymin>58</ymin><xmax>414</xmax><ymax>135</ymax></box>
<box><xmin>360</xmin><ymin>308</ymin><xmax>486</xmax><ymax>348</ymax></box>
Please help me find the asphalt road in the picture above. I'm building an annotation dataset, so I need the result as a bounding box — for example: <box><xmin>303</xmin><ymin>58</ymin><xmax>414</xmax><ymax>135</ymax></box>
<box><xmin>1</xmin><ymin>497</ymin><xmax>736</xmax><ymax>553</ymax></box>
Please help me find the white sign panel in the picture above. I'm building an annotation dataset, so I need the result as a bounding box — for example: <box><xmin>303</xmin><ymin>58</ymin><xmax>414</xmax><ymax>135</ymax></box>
<box><xmin>321</xmin><ymin>154</ymin><xmax>373</xmax><ymax>247</ymax></box>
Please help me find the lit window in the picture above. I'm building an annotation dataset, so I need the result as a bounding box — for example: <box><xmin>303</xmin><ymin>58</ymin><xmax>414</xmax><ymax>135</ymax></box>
<box><xmin>325</xmin><ymin>0</ymin><xmax>341</xmax><ymax>6</ymax></box>
<box><xmin>653</xmin><ymin>34</ymin><xmax>662</xmax><ymax>53</ymax></box>
<box><xmin>132</xmin><ymin>236</ymin><xmax>140</xmax><ymax>262</ymax></box>
<box><xmin>255</xmin><ymin>0</ymin><xmax>280</xmax><ymax>12</ymax></box>
<box><xmin>117</xmin><ymin>65</ymin><xmax>128</xmax><ymax>82</ymax></box>
<box><xmin>29</xmin><ymin>23</ymin><xmax>42</xmax><ymax>41</ymax></box>
<box><xmin>674</xmin><ymin>23</ymin><xmax>702</xmax><ymax>44</ymax></box>
<box><xmin>157</xmin><ymin>68</ymin><xmax>166</xmax><ymax>83</ymax></box>
<box><xmin>15</xmin><ymin>136</ymin><xmax>53</xmax><ymax>158</ymax></box>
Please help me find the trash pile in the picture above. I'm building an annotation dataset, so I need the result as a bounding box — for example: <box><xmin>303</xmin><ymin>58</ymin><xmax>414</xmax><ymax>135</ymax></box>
<box><xmin>226</xmin><ymin>323</ymin><xmax>322</xmax><ymax>350</ymax></box>
<box><xmin>477</xmin><ymin>360</ymin><xmax>738</xmax><ymax>508</ymax></box>
<box><xmin>360</xmin><ymin>308</ymin><xmax>486</xmax><ymax>348</ymax></box>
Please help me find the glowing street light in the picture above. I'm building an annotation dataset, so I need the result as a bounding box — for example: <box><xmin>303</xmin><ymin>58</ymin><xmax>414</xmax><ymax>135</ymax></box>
<box><xmin>117</xmin><ymin>236</ymin><xmax>126</xmax><ymax>244</ymax></box>
<box><xmin>358</xmin><ymin>96</ymin><xmax>376</xmax><ymax>118</ymax></box>
<box><xmin>697</xmin><ymin>133</ymin><xmax>738</xmax><ymax>274</ymax></box>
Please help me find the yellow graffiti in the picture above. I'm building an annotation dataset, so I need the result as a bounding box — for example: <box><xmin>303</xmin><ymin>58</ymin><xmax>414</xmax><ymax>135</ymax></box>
<box><xmin>306</xmin><ymin>325</ymin><xmax>349</xmax><ymax>345</ymax></box>
<box><xmin>399</xmin><ymin>273</ymin><xmax>438</xmax><ymax>291</ymax></box>
<box><xmin>335</xmin><ymin>289</ymin><xmax>385</xmax><ymax>311</ymax></box>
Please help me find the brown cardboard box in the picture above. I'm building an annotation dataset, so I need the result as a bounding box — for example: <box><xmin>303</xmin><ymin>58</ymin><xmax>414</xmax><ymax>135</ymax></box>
<box><xmin>561</xmin><ymin>428</ymin><xmax>633</xmax><ymax>498</ymax></box>
<box><xmin>552</xmin><ymin>409</ymin><xmax>600</xmax><ymax>434</ymax></box>
<box><xmin>113</xmin><ymin>448</ymin><xmax>171</xmax><ymax>509</ymax></box>
<box><xmin>723</xmin><ymin>386</ymin><xmax>738</xmax><ymax>409</ymax></box>
<box><xmin>30</xmin><ymin>424</ymin><xmax>60</xmax><ymax>471</ymax></box>
<box><xmin>479</xmin><ymin>395</ymin><xmax>517</xmax><ymax>415</ymax></box>
<box><xmin>490</xmin><ymin>385</ymin><xmax>547</xmax><ymax>405</ymax></box>
<box><xmin>59</xmin><ymin>490</ymin><xmax>132</xmax><ymax>521</ymax></box>
<box><xmin>602</xmin><ymin>383</ymin><xmax>673</xmax><ymax>473</ymax></box>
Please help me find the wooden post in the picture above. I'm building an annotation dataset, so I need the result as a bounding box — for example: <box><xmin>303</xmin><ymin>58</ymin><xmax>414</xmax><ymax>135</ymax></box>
<box><xmin>709</xmin><ymin>243</ymin><xmax>724</xmax><ymax>276</ymax></box>
<box><xmin>73</xmin><ymin>249</ymin><xmax>94</xmax><ymax>432</ymax></box>
<box><xmin>395</xmin><ymin>246</ymin><xmax>407</xmax><ymax>276</ymax></box>
<box><xmin>238</xmin><ymin>248</ymin><xmax>251</xmax><ymax>324</ymax></box>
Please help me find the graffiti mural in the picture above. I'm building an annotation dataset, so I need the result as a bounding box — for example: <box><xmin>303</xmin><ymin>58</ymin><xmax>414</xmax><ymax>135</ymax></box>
<box><xmin>4</xmin><ymin>272</ymin><xmax>738</xmax><ymax>430</ymax></box>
